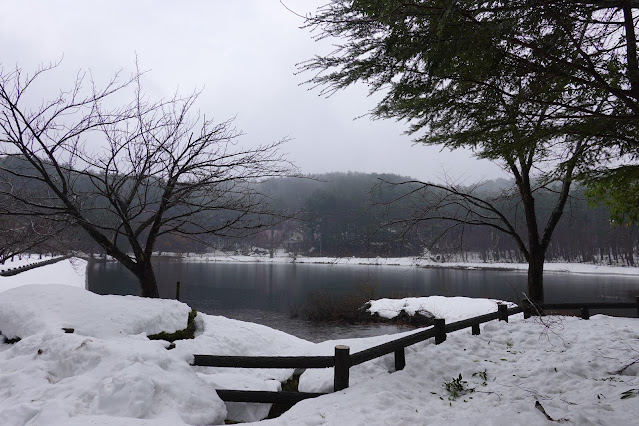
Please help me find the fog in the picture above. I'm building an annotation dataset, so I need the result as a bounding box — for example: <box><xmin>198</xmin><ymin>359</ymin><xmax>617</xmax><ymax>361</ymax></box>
<box><xmin>0</xmin><ymin>0</ymin><xmax>507</xmax><ymax>183</ymax></box>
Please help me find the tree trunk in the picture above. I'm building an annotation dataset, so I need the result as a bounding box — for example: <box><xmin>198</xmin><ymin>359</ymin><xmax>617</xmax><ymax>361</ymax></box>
<box><xmin>136</xmin><ymin>260</ymin><xmax>160</xmax><ymax>298</ymax></box>
<box><xmin>527</xmin><ymin>250</ymin><xmax>545</xmax><ymax>304</ymax></box>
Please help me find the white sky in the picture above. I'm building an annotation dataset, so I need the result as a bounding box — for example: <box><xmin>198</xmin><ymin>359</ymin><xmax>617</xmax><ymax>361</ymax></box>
<box><xmin>0</xmin><ymin>0</ymin><xmax>507</xmax><ymax>183</ymax></box>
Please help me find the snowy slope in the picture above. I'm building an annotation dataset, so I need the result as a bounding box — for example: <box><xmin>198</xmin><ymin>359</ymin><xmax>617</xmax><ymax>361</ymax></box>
<box><xmin>256</xmin><ymin>315</ymin><xmax>639</xmax><ymax>426</ymax></box>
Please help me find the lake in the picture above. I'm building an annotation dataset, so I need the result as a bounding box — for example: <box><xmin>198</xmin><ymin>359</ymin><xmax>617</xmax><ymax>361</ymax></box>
<box><xmin>88</xmin><ymin>259</ymin><xmax>639</xmax><ymax>342</ymax></box>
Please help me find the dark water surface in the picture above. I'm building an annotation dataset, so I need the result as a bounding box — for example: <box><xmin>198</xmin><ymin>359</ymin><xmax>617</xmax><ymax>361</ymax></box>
<box><xmin>88</xmin><ymin>260</ymin><xmax>639</xmax><ymax>342</ymax></box>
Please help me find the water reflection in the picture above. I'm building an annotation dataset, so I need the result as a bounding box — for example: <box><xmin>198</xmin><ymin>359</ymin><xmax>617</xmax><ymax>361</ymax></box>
<box><xmin>88</xmin><ymin>260</ymin><xmax>639</xmax><ymax>342</ymax></box>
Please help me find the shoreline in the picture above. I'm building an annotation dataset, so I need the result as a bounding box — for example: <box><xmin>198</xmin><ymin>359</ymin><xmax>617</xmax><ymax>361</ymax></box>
<box><xmin>87</xmin><ymin>252</ymin><xmax>639</xmax><ymax>277</ymax></box>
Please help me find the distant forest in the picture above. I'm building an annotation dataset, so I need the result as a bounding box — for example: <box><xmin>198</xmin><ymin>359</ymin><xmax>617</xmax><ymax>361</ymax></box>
<box><xmin>256</xmin><ymin>172</ymin><xmax>637</xmax><ymax>265</ymax></box>
<box><xmin>2</xmin><ymin>157</ymin><xmax>636</xmax><ymax>265</ymax></box>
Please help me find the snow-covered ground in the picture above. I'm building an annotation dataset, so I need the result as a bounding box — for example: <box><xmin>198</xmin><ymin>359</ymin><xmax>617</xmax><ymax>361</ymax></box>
<box><xmin>171</xmin><ymin>250</ymin><xmax>639</xmax><ymax>277</ymax></box>
<box><xmin>1</xmin><ymin>265</ymin><xmax>638</xmax><ymax>425</ymax></box>
<box><xmin>259</xmin><ymin>314</ymin><xmax>639</xmax><ymax>426</ymax></box>
<box><xmin>0</xmin><ymin>256</ymin><xmax>87</xmax><ymax>291</ymax></box>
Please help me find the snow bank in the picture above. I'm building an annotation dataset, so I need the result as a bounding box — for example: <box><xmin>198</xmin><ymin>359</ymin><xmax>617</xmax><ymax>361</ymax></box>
<box><xmin>0</xmin><ymin>331</ymin><xmax>226</xmax><ymax>425</ymax></box>
<box><xmin>0</xmin><ymin>285</ymin><xmax>227</xmax><ymax>425</ymax></box>
<box><xmin>0</xmin><ymin>285</ymin><xmax>313</xmax><ymax>425</ymax></box>
<box><xmin>0</xmin><ymin>257</ymin><xmax>87</xmax><ymax>292</ymax></box>
<box><xmin>0</xmin><ymin>284</ymin><xmax>191</xmax><ymax>339</ymax></box>
<box><xmin>368</xmin><ymin>296</ymin><xmax>517</xmax><ymax>322</ymax></box>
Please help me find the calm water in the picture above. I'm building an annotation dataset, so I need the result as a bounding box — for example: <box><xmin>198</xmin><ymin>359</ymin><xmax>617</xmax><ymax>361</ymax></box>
<box><xmin>88</xmin><ymin>260</ymin><xmax>639</xmax><ymax>342</ymax></box>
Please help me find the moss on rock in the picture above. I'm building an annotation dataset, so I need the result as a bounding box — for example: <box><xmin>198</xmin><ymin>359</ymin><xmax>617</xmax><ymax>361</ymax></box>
<box><xmin>147</xmin><ymin>308</ymin><xmax>197</xmax><ymax>342</ymax></box>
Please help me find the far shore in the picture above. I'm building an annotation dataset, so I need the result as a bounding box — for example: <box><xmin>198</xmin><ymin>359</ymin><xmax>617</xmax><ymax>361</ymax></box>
<box><xmin>85</xmin><ymin>251</ymin><xmax>639</xmax><ymax>277</ymax></box>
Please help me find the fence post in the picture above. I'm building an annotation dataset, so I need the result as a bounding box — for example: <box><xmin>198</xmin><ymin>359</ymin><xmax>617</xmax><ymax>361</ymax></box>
<box><xmin>498</xmin><ymin>303</ymin><xmax>508</xmax><ymax>322</ymax></box>
<box><xmin>580</xmin><ymin>307</ymin><xmax>590</xmax><ymax>320</ymax></box>
<box><xmin>471</xmin><ymin>323</ymin><xmax>480</xmax><ymax>335</ymax></box>
<box><xmin>334</xmin><ymin>345</ymin><xmax>350</xmax><ymax>391</ymax></box>
<box><xmin>434</xmin><ymin>318</ymin><xmax>446</xmax><ymax>344</ymax></box>
<box><xmin>176</xmin><ymin>281</ymin><xmax>181</xmax><ymax>301</ymax></box>
<box><xmin>394</xmin><ymin>348</ymin><xmax>405</xmax><ymax>371</ymax></box>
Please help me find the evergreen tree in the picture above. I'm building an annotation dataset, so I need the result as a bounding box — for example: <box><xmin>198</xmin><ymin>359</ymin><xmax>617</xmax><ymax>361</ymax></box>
<box><xmin>301</xmin><ymin>0</ymin><xmax>639</xmax><ymax>302</ymax></box>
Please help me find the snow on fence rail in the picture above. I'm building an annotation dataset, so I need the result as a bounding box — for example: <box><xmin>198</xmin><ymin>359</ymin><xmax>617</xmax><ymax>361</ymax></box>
<box><xmin>0</xmin><ymin>255</ymin><xmax>72</xmax><ymax>277</ymax></box>
<box><xmin>191</xmin><ymin>303</ymin><xmax>525</xmax><ymax>404</ymax></box>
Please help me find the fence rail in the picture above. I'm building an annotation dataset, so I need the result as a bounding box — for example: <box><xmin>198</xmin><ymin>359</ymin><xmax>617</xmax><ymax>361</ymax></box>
<box><xmin>523</xmin><ymin>297</ymin><xmax>639</xmax><ymax>319</ymax></box>
<box><xmin>214</xmin><ymin>390</ymin><xmax>327</xmax><ymax>403</ymax></box>
<box><xmin>193</xmin><ymin>354</ymin><xmax>334</xmax><ymax>369</ymax></box>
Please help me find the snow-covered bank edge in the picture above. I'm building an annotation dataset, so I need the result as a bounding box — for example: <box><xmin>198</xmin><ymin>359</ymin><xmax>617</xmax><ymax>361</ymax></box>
<box><xmin>124</xmin><ymin>251</ymin><xmax>639</xmax><ymax>277</ymax></box>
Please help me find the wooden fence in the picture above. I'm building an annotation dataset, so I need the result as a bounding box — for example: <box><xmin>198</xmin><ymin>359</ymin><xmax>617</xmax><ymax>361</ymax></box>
<box><xmin>193</xmin><ymin>299</ymin><xmax>639</xmax><ymax>404</ymax></box>
<box><xmin>192</xmin><ymin>303</ymin><xmax>524</xmax><ymax>404</ymax></box>
<box><xmin>523</xmin><ymin>297</ymin><xmax>639</xmax><ymax>319</ymax></box>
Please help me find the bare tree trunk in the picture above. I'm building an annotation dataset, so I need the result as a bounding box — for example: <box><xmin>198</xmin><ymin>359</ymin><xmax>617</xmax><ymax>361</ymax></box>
<box><xmin>137</xmin><ymin>261</ymin><xmax>160</xmax><ymax>298</ymax></box>
<box><xmin>528</xmin><ymin>249</ymin><xmax>545</xmax><ymax>303</ymax></box>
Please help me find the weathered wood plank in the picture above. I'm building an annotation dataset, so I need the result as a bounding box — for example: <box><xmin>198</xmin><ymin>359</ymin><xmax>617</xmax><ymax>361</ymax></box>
<box><xmin>192</xmin><ymin>355</ymin><xmax>334</xmax><ymax>369</ymax></box>
<box><xmin>434</xmin><ymin>318</ymin><xmax>446</xmax><ymax>345</ymax></box>
<box><xmin>350</xmin><ymin>328</ymin><xmax>436</xmax><ymax>366</ymax></box>
<box><xmin>394</xmin><ymin>348</ymin><xmax>405</xmax><ymax>371</ymax></box>
<box><xmin>498</xmin><ymin>304</ymin><xmax>509</xmax><ymax>322</ymax></box>
<box><xmin>540</xmin><ymin>302</ymin><xmax>635</xmax><ymax>310</ymax></box>
<box><xmin>334</xmin><ymin>345</ymin><xmax>350</xmax><ymax>391</ymax></box>
<box><xmin>215</xmin><ymin>389</ymin><xmax>326</xmax><ymax>403</ymax></box>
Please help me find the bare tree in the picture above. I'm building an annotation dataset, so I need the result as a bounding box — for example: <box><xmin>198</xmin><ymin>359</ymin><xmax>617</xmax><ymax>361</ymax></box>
<box><xmin>0</xmin><ymin>215</ymin><xmax>62</xmax><ymax>264</ymax></box>
<box><xmin>375</xmin><ymin>129</ymin><xmax>591</xmax><ymax>304</ymax></box>
<box><xmin>0</xmin><ymin>63</ymin><xmax>294</xmax><ymax>297</ymax></box>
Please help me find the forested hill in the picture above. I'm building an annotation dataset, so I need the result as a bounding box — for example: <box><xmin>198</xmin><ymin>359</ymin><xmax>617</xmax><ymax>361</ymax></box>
<box><xmin>1</xmin><ymin>155</ymin><xmax>635</xmax><ymax>265</ymax></box>
<box><xmin>259</xmin><ymin>172</ymin><xmax>637</xmax><ymax>265</ymax></box>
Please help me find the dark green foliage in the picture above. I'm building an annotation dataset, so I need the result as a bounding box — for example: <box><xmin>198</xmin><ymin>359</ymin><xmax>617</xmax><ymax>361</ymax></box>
<box><xmin>303</xmin><ymin>1</ymin><xmax>639</xmax><ymax>147</ymax></box>
<box><xmin>261</xmin><ymin>173</ymin><xmax>636</xmax><ymax>264</ymax></box>
<box><xmin>443</xmin><ymin>374</ymin><xmax>474</xmax><ymax>400</ymax></box>
<box><xmin>301</xmin><ymin>1</ymin><xmax>639</xmax><ymax>302</ymax></box>
<box><xmin>621</xmin><ymin>389</ymin><xmax>639</xmax><ymax>399</ymax></box>
<box><xmin>586</xmin><ymin>166</ymin><xmax>639</xmax><ymax>226</ymax></box>
<box><xmin>147</xmin><ymin>309</ymin><xmax>197</xmax><ymax>342</ymax></box>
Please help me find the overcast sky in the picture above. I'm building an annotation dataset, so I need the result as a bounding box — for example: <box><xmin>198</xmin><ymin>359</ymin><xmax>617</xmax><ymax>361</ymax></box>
<box><xmin>1</xmin><ymin>0</ymin><xmax>507</xmax><ymax>183</ymax></box>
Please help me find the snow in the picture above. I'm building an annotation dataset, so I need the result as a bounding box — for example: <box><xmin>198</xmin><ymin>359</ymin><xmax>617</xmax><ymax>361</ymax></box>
<box><xmin>0</xmin><ymin>285</ymin><xmax>191</xmax><ymax>339</ymax></box>
<box><xmin>171</xmin><ymin>251</ymin><xmax>639</xmax><ymax>277</ymax></box>
<box><xmin>368</xmin><ymin>296</ymin><xmax>517</xmax><ymax>322</ymax></box>
<box><xmin>0</xmin><ymin>257</ymin><xmax>87</xmax><ymax>291</ymax></box>
<box><xmin>256</xmin><ymin>315</ymin><xmax>639</xmax><ymax>426</ymax></box>
<box><xmin>0</xmin><ymin>284</ymin><xmax>314</xmax><ymax>425</ymax></box>
<box><xmin>1</xmin><ymin>259</ymin><xmax>638</xmax><ymax>424</ymax></box>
